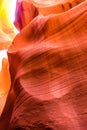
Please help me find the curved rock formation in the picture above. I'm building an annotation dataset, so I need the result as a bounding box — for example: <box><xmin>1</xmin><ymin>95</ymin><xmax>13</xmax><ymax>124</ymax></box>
<box><xmin>14</xmin><ymin>0</ymin><xmax>38</xmax><ymax>30</ymax></box>
<box><xmin>0</xmin><ymin>0</ymin><xmax>87</xmax><ymax>130</ymax></box>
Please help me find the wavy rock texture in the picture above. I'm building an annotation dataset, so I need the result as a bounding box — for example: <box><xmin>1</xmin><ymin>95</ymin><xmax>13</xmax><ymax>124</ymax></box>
<box><xmin>0</xmin><ymin>0</ymin><xmax>87</xmax><ymax>130</ymax></box>
<box><xmin>14</xmin><ymin>0</ymin><xmax>85</xmax><ymax>30</ymax></box>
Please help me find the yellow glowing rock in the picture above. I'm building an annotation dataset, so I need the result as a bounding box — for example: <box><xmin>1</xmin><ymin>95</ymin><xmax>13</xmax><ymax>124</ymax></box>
<box><xmin>0</xmin><ymin>51</ymin><xmax>11</xmax><ymax>115</ymax></box>
<box><xmin>0</xmin><ymin>0</ymin><xmax>17</xmax><ymax>49</ymax></box>
<box><xmin>0</xmin><ymin>0</ymin><xmax>17</xmax><ymax>114</ymax></box>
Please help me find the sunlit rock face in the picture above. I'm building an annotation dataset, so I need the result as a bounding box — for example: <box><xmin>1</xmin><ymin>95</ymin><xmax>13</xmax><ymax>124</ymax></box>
<box><xmin>27</xmin><ymin>0</ymin><xmax>85</xmax><ymax>15</ymax></box>
<box><xmin>14</xmin><ymin>0</ymin><xmax>85</xmax><ymax>31</ymax></box>
<box><xmin>0</xmin><ymin>0</ymin><xmax>18</xmax><ymax>116</ymax></box>
<box><xmin>0</xmin><ymin>50</ymin><xmax>10</xmax><ymax>115</ymax></box>
<box><xmin>0</xmin><ymin>0</ymin><xmax>17</xmax><ymax>49</ymax></box>
<box><xmin>0</xmin><ymin>0</ymin><xmax>87</xmax><ymax>130</ymax></box>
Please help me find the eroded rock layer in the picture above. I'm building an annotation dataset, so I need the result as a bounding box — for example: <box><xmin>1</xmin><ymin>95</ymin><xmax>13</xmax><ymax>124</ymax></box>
<box><xmin>0</xmin><ymin>0</ymin><xmax>87</xmax><ymax>130</ymax></box>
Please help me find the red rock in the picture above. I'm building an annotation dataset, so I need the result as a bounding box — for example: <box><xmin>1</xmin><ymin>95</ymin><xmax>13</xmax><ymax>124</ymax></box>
<box><xmin>14</xmin><ymin>0</ymin><xmax>38</xmax><ymax>30</ymax></box>
<box><xmin>0</xmin><ymin>0</ymin><xmax>87</xmax><ymax>130</ymax></box>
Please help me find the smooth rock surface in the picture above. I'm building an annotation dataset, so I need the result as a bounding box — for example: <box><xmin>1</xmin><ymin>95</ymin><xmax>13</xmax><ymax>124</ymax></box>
<box><xmin>0</xmin><ymin>0</ymin><xmax>87</xmax><ymax>130</ymax></box>
<box><xmin>14</xmin><ymin>0</ymin><xmax>38</xmax><ymax>30</ymax></box>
